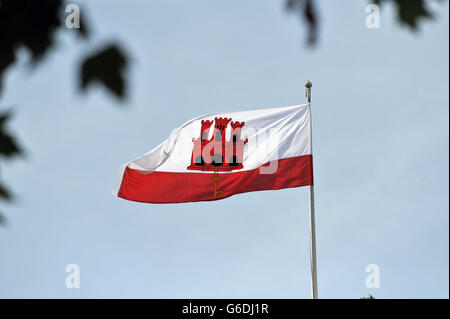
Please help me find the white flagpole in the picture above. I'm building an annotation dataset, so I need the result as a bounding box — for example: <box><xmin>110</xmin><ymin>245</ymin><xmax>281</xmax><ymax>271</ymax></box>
<box><xmin>305</xmin><ymin>80</ymin><xmax>318</xmax><ymax>299</ymax></box>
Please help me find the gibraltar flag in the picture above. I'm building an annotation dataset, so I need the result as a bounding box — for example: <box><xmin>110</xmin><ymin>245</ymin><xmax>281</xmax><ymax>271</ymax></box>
<box><xmin>113</xmin><ymin>104</ymin><xmax>313</xmax><ymax>203</ymax></box>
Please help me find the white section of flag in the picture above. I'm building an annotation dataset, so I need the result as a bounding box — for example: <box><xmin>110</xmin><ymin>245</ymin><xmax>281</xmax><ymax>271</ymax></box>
<box><xmin>126</xmin><ymin>104</ymin><xmax>311</xmax><ymax>173</ymax></box>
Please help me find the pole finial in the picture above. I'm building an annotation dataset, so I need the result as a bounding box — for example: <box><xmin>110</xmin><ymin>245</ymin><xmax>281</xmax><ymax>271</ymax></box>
<box><xmin>305</xmin><ymin>80</ymin><xmax>312</xmax><ymax>103</ymax></box>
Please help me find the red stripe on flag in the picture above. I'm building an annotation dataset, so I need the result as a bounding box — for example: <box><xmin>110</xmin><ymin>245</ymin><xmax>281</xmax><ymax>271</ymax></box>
<box><xmin>117</xmin><ymin>155</ymin><xmax>313</xmax><ymax>204</ymax></box>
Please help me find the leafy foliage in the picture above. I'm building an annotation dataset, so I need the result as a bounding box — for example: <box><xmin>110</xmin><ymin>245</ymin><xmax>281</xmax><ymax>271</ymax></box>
<box><xmin>375</xmin><ymin>0</ymin><xmax>433</xmax><ymax>29</ymax></box>
<box><xmin>0</xmin><ymin>111</ymin><xmax>21</xmax><ymax>223</ymax></box>
<box><xmin>0</xmin><ymin>0</ymin><xmax>62</xmax><ymax>90</ymax></box>
<box><xmin>0</xmin><ymin>0</ymin><xmax>128</xmax><ymax>223</ymax></box>
<box><xmin>286</xmin><ymin>0</ymin><xmax>436</xmax><ymax>44</ymax></box>
<box><xmin>0</xmin><ymin>112</ymin><xmax>22</xmax><ymax>160</ymax></box>
<box><xmin>80</xmin><ymin>45</ymin><xmax>128</xmax><ymax>99</ymax></box>
<box><xmin>286</xmin><ymin>0</ymin><xmax>318</xmax><ymax>45</ymax></box>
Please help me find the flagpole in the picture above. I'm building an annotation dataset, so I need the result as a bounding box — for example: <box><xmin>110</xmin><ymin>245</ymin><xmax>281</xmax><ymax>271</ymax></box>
<box><xmin>305</xmin><ymin>80</ymin><xmax>318</xmax><ymax>299</ymax></box>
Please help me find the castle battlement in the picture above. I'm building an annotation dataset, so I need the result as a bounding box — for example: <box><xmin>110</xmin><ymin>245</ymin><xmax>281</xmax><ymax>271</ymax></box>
<box><xmin>201</xmin><ymin>120</ymin><xmax>213</xmax><ymax>127</ymax></box>
<box><xmin>230</xmin><ymin>121</ymin><xmax>245</xmax><ymax>129</ymax></box>
<box><xmin>214</xmin><ymin>117</ymin><xmax>232</xmax><ymax>129</ymax></box>
<box><xmin>214</xmin><ymin>117</ymin><xmax>231</xmax><ymax>122</ymax></box>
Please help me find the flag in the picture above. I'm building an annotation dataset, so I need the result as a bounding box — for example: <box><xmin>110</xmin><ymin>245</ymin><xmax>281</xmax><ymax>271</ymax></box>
<box><xmin>113</xmin><ymin>104</ymin><xmax>313</xmax><ymax>203</ymax></box>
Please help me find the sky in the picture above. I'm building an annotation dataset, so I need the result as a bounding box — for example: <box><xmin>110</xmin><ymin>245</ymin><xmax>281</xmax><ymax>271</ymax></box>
<box><xmin>0</xmin><ymin>0</ymin><xmax>448</xmax><ymax>298</ymax></box>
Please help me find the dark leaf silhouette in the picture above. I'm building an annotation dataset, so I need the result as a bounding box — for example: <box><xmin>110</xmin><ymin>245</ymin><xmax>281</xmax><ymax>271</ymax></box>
<box><xmin>0</xmin><ymin>0</ymin><xmax>63</xmax><ymax>91</ymax></box>
<box><xmin>375</xmin><ymin>0</ymin><xmax>433</xmax><ymax>29</ymax></box>
<box><xmin>286</xmin><ymin>0</ymin><xmax>318</xmax><ymax>45</ymax></box>
<box><xmin>286</xmin><ymin>0</ymin><xmax>436</xmax><ymax>45</ymax></box>
<box><xmin>0</xmin><ymin>111</ymin><xmax>21</xmax><ymax>206</ymax></box>
<box><xmin>0</xmin><ymin>112</ymin><xmax>22</xmax><ymax>159</ymax></box>
<box><xmin>0</xmin><ymin>0</ymin><xmax>129</xmax><ymax>223</ymax></box>
<box><xmin>0</xmin><ymin>182</ymin><xmax>12</xmax><ymax>201</ymax></box>
<box><xmin>80</xmin><ymin>45</ymin><xmax>128</xmax><ymax>99</ymax></box>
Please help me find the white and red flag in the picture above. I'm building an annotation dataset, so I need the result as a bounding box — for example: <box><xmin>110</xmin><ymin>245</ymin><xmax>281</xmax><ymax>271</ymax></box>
<box><xmin>113</xmin><ymin>103</ymin><xmax>313</xmax><ymax>203</ymax></box>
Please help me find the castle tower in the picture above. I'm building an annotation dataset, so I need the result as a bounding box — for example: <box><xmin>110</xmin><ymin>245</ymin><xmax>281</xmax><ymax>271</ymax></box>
<box><xmin>188</xmin><ymin>120</ymin><xmax>213</xmax><ymax>168</ymax></box>
<box><xmin>228</xmin><ymin>121</ymin><xmax>247</xmax><ymax>167</ymax></box>
<box><xmin>230</xmin><ymin>121</ymin><xmax>245</xmax><ymax>142</ymax></box>
<box><xmin>212</xmin><ymin>117</ymin><xmax>232</xmax><ymax>142</ymax></box>
<box><xmin>200</xmin><ymin>120</ymin><xmax>213</xmax><ymax>141</ymax></box>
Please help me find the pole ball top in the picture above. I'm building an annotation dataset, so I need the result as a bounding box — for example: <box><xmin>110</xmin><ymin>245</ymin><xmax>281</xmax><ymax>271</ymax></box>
<box><xmin>305</xmin><ymin>80</ymin><xmax>313</xmax><ymax>89</ymax></box>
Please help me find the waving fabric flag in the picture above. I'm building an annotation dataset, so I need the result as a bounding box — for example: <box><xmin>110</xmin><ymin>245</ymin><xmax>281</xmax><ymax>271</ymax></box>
<box><xmin>113</xmin><ymin>104</ymin><xmax>313</xmax><ymax>203</ymax></box>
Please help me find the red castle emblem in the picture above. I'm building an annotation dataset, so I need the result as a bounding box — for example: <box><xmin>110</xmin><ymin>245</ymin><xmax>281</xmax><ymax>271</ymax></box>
<box><xmin>187</xmin><ymin>117</ymin><xmax>248</xmax><ymax>171</ymax></box>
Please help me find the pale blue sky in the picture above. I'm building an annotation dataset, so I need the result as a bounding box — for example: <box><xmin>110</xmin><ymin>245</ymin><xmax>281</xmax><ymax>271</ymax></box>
<box><xmin>0</xmin><ymin>0</ymin><xmax>448</xmax><ymax>298</ymax></box>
